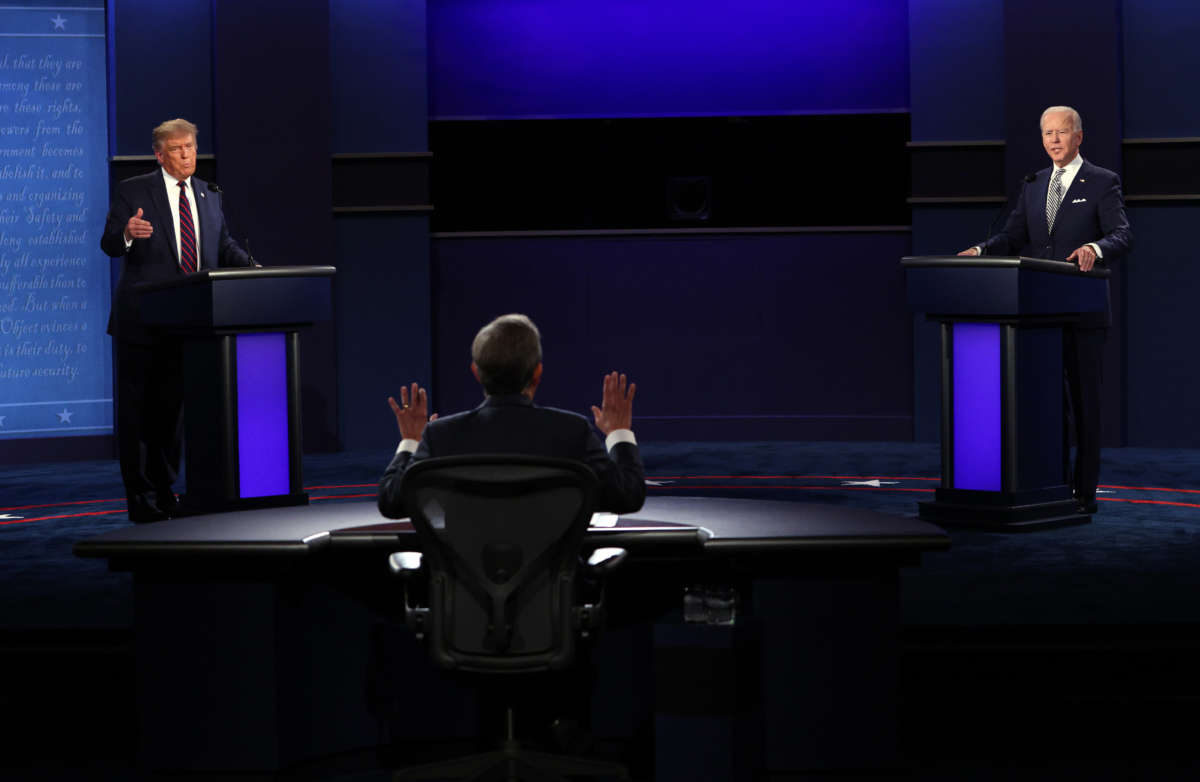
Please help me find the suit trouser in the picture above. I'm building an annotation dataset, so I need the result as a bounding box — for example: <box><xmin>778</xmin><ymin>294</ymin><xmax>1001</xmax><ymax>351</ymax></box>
<box><xmin>1063</xmin><ymin>326</ymin><xmax>1106</xmax><ymax>504</ymax></box>
<box><xmin>116</xmin><ymin>339</ymin><xmax>184</xmax><ymax>504</ymax></box>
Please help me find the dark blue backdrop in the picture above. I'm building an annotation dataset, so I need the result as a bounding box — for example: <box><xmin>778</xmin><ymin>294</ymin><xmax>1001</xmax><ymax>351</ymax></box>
<box><xmin>431</xmin><ymin>232</ymin><xmax>914</xmax><ymax>442</ymax></box>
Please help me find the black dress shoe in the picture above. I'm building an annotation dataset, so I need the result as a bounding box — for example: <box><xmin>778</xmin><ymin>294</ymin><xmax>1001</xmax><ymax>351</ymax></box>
<box><xmin>155</xmin><ymin>488</ymin><xmax>179</xmax><ymax>517</ymax></box>
<box><xmin>128</xmin><ymin>495</ymin><xmax>168</xmax><ymax>524</ymax></box>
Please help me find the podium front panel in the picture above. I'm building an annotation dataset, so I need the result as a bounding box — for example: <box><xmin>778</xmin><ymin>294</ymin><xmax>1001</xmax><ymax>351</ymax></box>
<box><xmin>236</xmin><ymin>334</ymin><xmax>289</xmax><ymax>498</ymax></box>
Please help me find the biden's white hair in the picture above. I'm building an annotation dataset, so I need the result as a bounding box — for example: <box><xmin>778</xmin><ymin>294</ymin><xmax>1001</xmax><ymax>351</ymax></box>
<box><xmin>1040</xmin><ymin>106</ymin><xmax>1082</xmax><ymax>132</ymax></box>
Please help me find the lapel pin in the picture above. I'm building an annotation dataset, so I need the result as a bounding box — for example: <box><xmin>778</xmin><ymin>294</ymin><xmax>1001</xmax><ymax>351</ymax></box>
<box><xmin>200</xmin><ymin>191</ymin><xmax>206</xmax><ymax>198</ymax></box>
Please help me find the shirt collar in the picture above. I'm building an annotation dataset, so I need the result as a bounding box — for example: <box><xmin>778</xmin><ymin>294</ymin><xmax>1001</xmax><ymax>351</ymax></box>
<box><xmin>1054</xmin><ymin>154</ymin><xmax>1084</xmax><ymax>177</ymax></box>
<box><xmin>162</xmin><ymin>167</ymin><xmax>190</xmax><ymax>191</ymax></box>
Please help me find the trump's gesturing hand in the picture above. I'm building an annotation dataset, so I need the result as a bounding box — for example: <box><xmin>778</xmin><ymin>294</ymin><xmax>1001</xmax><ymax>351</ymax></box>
<box><xmin>388</xmin><ymin>383</ymin><xmax>437</xmax><ymax>441</ymax></box>
<box><xmin>591</xmin><ymin>371</ymin><xmax>636</xmax><ymax>435</ymax></box>
<box><xmin>1067</xmin><ymin>245</ymin><xmax>1097</xmax><ymax>272</ymax></box>
<box><xmin>124</xmin><ymin>208</ymin><xmax>153</xmax><ymax>241</ymax></box>
<box><xmin>958</xmin><ymin>247</ymin><xmax>981</xmax><ymax>256</ymax></box>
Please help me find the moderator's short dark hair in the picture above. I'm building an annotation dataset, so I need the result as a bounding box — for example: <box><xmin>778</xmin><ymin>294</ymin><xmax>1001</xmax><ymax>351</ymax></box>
<box><xmin>471</xmin><ymin>314</ymin><xmax>542</xmax><ymax>395</ymax></box>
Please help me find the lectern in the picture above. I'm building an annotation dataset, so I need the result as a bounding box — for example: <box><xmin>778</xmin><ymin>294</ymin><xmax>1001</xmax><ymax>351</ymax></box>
<box><xmin>902</xmin><ymin>256</ymin><xmax>1110</xmax><ymax>530</ymax></box>
<box><xmin>136</xmin><ymin>266</ymin><xmax>335</xmax><ymax>514</ymax></box>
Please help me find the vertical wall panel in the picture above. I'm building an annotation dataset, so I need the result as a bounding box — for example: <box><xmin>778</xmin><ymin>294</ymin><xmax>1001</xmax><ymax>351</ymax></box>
<box><xmin>1123</xmin><ymin>0</ymin><xmax>1200</xmax><ymax>138</ymax></box>
<box><xmin>908</xmin><ymin>0</ymin><xmax>1004</xmax><ymax>142</ymax></box>
<box><xmin>329</xmin><ymin>0</ymin><xmax>432</xmax><ymax>451</ymax></box>
<box><xmin>331</xmin><ymin>0</ymin><xmax>428</xmax><ymax>153</ymax></box>
<box><xmin>334</xmin><ymin>215</ymin><xmax>431</xmax><ymax>451</ymax></box>
<box><xmin>212</xmin><ymin>0</ymin><xmax>338</xmax><ymax>451</ymax></box>
<box><xmin>109</xmin><ymin>0</ymin><xmax>213</xmax><ymax>156</ymax></box>
<box><xmin>1124</xmin><ymin>205</ymin><xmax>1200</xmax><ymax>446</ymax></box>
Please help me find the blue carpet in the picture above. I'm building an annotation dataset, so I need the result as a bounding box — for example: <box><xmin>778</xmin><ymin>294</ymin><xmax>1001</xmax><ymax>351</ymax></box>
<box><xmin>2</xmin><ymin>441</ymin><xmax>1199</xmax><ymax>627</ymax></box>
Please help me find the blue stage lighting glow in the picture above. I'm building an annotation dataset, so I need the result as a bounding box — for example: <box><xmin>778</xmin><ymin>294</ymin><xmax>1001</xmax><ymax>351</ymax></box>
<box><xmin>429</xmin><ymin>0</ymin><xmax>909</xmax><ymax>119</ymax></box>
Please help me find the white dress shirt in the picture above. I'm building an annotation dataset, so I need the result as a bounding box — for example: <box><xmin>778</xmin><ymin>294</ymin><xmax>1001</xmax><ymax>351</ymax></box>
<box><xmin>395</xmin><ymin>428</ymin><xmax>636</xmax><ymax>456</ymax></box>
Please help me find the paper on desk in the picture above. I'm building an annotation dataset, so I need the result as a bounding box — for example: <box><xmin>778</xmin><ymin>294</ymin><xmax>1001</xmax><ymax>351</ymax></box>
<box><xmin>589</xmin><ymin>512</ymin><xmax>619</xmax><ymax>528</ymax></box>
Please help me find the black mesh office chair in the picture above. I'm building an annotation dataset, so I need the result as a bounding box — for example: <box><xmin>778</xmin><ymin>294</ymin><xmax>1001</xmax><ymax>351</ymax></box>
<box><xmin>388</xmin><ymin>454</ymin><xmax>629</xmax><ymax>781</ymax></box>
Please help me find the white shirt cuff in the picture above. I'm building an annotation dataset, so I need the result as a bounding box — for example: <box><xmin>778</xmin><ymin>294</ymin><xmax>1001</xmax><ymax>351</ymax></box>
<box><xmin>1088</xmin><ymin>242</ymin><xmax>1103</xmax><ymax>259</ymax></box>
<box><xmin>124</xmin><ymin>234</ymin><xmax>133</xmax><ymax>249</ymax></box>
<box><xmin>605</xmin><ymin>429</ymin><xmax>636</xmax><ymax>451</ymax></box>
<box><xmin>396</xmin><ymin>438</ymin><xmax>420</xmax><ymax>456</ymax></box>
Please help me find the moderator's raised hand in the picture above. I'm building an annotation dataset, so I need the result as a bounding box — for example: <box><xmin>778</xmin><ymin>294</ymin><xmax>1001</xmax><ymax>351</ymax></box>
<box><xmin>124</xmin><ymin>208</ymin><xmax>153</xmax><ymax>241</ymax></box>
<box><xmin>387</xmin><ymin>383</ymin><xmax>438</xmax><ymax>441</ymax></box>
<box><xmin>590</xmin><ymin>371</ymin><xmax>636</xmax><ymax>435</ymax></box>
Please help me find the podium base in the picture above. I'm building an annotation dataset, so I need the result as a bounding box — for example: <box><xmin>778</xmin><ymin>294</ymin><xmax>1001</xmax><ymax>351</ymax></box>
<box><xmin>918</xmin><ymin>497</ymin><xmax>1090</xmax><ymax>532</ymax></box>
<box><xmin>176</xmin><ymin>492</ymin><xmax>310</xmax><ymax>517</ymax></box>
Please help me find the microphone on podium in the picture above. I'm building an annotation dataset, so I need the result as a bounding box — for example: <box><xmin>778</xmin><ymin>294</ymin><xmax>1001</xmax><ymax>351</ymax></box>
<box><xmin>979</xmin><ymin>172</ymin><xmax>1037</xmax><ymax>256</ymax></box>
<box><xmin>207</xmin><ymin>182</ymin><xmax>260</xmax><ymax>267</ymax></box>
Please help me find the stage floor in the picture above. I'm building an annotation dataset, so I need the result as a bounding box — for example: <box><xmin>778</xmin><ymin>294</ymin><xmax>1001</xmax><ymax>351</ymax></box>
<box><xmin>3</xmin><ymin>439</ymin><xmax>1200</xmax><ymax>628</ymax></box>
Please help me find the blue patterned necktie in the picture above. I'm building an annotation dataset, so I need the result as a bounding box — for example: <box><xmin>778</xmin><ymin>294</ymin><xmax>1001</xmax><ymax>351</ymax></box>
<box><xmin>1045</xmin><ymin>167</ymin><xmax>1065</xmax><ymax>233</ymax></box>
<box><xmin>178</xmin><ymin>181</ymin><xmax>198</xmax><ymax>273</ymax></box>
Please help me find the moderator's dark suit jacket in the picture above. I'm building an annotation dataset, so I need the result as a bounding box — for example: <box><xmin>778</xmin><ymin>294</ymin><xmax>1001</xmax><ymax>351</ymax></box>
<box><xmin>982</xmin><ymin>158</ymin><xmax>1131</xmax><ymax>327</ymax></box>
<box><xmin>378</xmin><ymin>394</ymin><xmax>646</xmax><ymax>517</ymax></box>
<box><xmin>100</xmin><ymin>169</ymin><xmax>252</xmax><ymax>344</ymax></box>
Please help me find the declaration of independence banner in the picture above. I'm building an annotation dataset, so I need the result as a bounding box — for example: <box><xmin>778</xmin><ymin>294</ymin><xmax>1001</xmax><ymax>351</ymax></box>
<box><xmin>1</xmin><ymin>3</ymin><xmax>111</xmax><ymax>441</ymax></box>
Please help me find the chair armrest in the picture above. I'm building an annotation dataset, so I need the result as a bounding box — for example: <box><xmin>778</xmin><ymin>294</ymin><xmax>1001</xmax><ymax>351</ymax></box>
<box><xmin>387</xmin><ymin>551</ymin><xmax>429</xmax><ymax>639</ymax></box>
<box><xmin>584</xmin><ymin>547</ymin><xmax>626</xmax><ymax>576</ymax></box>
<box><xmin>574</xmin><ymin>548</ymin><xmax>627</xmax><ymax>638</ymax></box>
<box><xmin>388</xmin><ymin>551</ymin><xmax>423</xmax><ymax>576</ymax></box>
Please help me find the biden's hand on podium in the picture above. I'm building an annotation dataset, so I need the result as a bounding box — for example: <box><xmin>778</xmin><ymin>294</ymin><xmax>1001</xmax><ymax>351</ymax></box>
<box><xmin>124</xmin><ymin>208</ymin><xmax>153</xmax><ymax>242</ymax></box>
<box><xmin>958</xmin><ymin>246</ymin><xmax>981</xmax><ymax>256</ymax></box>
<box><xmin>388</xmin><ymin>383</ymin><xmax>437</xmax><ymax>441</ymax></box>
<box><xmin>1067</xmin><ymin>244</ymin><xmax>1097</xmax><ymax>271</ymax></box>
<box><xmin>591</xmin><ymin>371</ymin><xmax>636</xmax><ymax>435</ymax></box>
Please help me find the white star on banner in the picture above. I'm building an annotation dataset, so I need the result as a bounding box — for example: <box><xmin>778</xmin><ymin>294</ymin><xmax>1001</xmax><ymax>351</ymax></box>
<box><xmin>56</xmin><ymin>408</ymin><xmax>73</xmax><ymax>424</ymax></box>
<box><xmin>0</xmin><ymin>415</ymin><xmax>6</xmax><ymax>427</ymax></box>
<box><xmin>51</xmin><ymin>14</ymin><xmax>67</xmax><ymax>30</ymax></box>
<box><xmin>841</xmin><ymin>479</ymin><xmax>899</xmax><ymax>488</ymax></box>
<box><xmin>644</xmin><ymin>480</ymin><xmax>674</xmax><ymax>486</ymax></box>
<box><xmin>0</xmin><ymin>514</ymin><xmax>23</xmax><ymax>521</ymax></box>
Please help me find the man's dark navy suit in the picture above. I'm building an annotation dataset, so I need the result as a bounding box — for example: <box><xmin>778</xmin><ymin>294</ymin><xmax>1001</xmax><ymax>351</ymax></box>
<box><xmin>101</xmin><ymin>170</ymin><xmax>252</xmax><ymax>342</ymax></box>
<box><xmin>377</xmin><ymin>393</ymin><xmax>646</xmax><ymax>518</ymax></box>
<box><xmin>101</xmin><ymin>169</ymin><xmax>252</xmax><ymax>514</ymax></box>
<box><xmin>982</xmin><ymin>158</ymin><xmax>1131</xmax><ymax>506</ymax></box>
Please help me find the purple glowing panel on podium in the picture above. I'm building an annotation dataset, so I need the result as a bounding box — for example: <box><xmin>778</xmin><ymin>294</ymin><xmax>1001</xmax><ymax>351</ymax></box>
<box><xmin>236</xmin><ymin>333</ymin><xmax>289</xmax><ymax>498</ymax></box>
<box><xmin>953</xmin><ymin>323</ymin><xmax>1001</xmax><ymax>491</ymax></box>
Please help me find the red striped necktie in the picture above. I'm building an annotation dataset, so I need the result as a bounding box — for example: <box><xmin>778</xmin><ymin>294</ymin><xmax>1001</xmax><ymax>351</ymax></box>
<box><xmin>178</xmin><ymin>180</ymin><xmax>198</xmax><ymax>273</ymax></box>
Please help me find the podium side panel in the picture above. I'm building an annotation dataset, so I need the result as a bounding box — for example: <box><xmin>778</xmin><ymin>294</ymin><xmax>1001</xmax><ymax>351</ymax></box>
<box><xmin>183</xmin><ymin>337</ymin><xmax>237</xmax><ymax>499</ymax></box>
<box><xmin>952</xmin><ymin>324</ymin><xmax>1001</xmax><ymax>491</ymax></box>
<box><xmin>1021</xmin><ymin>272</ymin><xmax>1109</xmax><ymax>314</ymax></box>
<box><xmin>1016</xmin><ymin>328</ymin><xmax>1065</xmax><ymax>490</ymax></box>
